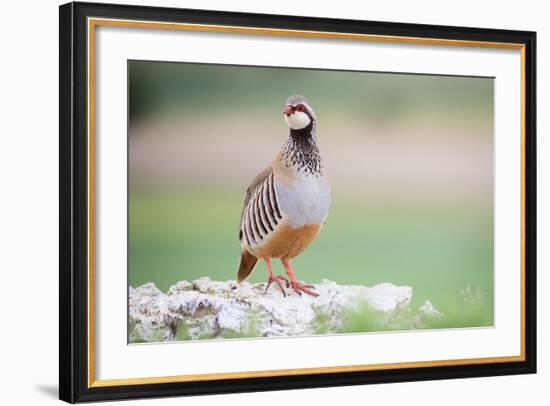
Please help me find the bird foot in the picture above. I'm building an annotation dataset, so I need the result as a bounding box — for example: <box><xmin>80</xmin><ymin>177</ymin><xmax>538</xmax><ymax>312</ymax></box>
<box><xmin>290</xmin><ymin>281</ymin><xmax>319</xmax><ymax>297</ymax></box>
<box><xmin>265</xmin><ymin>274</ymin><xmax>289</xmax><ymax>296</ymax></box>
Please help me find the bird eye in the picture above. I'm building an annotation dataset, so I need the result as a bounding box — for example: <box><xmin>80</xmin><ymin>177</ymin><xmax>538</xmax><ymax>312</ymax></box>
<box><xmin>295</xmin><ymin>104</ymin><xmax>306</xmax><ymax>112</ymax></box>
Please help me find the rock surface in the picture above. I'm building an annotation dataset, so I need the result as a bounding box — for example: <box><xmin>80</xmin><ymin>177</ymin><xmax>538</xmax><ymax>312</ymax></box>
<box><xmin>129</xmin><ymin>277</ymin><xmax>442</xmax><ymax>343</ymax></box>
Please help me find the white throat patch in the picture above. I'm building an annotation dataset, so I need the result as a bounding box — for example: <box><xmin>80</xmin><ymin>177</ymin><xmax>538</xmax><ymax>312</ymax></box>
<box><xmin>284</xmin><ymin>111</ymin><xmax>311</xmax><ymax>130</ymax></box>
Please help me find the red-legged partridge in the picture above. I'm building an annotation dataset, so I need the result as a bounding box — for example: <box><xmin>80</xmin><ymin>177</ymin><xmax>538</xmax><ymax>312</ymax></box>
<box><xmin>237</xmin><ymin>95</ymin><xmax>331</xmax><ymax>297</ymax></box>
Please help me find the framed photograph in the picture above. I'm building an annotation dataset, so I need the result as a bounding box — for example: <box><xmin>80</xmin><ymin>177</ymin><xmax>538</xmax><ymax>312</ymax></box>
<box><xmin>59</xmin><ymin>1</ymin><xmax>537</xmax><ymax>403</ymax></box>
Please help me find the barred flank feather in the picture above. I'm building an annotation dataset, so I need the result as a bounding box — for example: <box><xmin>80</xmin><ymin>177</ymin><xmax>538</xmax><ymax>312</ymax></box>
<box><xmin>239</xmin><ymin>169</ymin><xmax>282</xmax><ymax>248</ymax></box>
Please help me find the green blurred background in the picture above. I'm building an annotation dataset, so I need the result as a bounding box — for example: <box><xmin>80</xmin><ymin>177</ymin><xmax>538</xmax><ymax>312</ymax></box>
<box><xmin>128</xmin><ymin>61</ymin><xmax>494</xmax><ymax>328</ymax></box>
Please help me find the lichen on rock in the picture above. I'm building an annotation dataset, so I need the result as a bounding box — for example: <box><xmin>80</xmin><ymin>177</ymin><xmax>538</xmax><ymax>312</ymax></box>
<box><xmin>128</xmin><ymin>277</ymin><xmax>442</xmax><ymax>343</ymax></box>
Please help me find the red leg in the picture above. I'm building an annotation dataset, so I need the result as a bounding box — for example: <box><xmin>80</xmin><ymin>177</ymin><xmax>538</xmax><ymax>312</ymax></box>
<box><xmin>281</xmin><ymin>259</ymin><xmax>319</xmax><ymax>297</ymax></box>
<box><xmin>264</xmin><ymin>258</ymin><xmax>288</xmax><ymax>296</ymax></box>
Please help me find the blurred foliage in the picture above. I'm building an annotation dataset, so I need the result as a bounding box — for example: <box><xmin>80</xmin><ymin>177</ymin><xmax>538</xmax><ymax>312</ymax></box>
<box><xmin>129</xmin><ymin>61</ymin><xmax>493</xmax><ymax>126</ymax></box>
<box><xmin>340</xmin><ymin>283</ymin><xmax>492</xmax><ymax>334</ymax></box>
<box><xmin>340</xmin><ymin>303</ymin><xmax>391</xmax><ymax>333</ymax></box>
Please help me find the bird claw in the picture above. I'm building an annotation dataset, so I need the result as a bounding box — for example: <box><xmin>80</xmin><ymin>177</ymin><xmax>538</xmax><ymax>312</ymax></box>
<box><xmin>290</xmin><ymin>281</ymin><xmax>318</xmax><ymax>297</ymax></box>
<box><xmin>265</xmin><ymin>275</ymin><xmax>289</xmax><ymax>296</ymax></box>
<box><xmin>264</xmin><ymin>273</ymin><xmax>318</xmax><ymax>298</ymax></box>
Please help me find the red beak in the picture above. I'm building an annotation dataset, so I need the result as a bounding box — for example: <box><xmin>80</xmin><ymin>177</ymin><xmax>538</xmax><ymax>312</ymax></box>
<box><xmin>283</xmin><ymin>105</ymin><xmax>294</xmax><ymax>116</ymax></box>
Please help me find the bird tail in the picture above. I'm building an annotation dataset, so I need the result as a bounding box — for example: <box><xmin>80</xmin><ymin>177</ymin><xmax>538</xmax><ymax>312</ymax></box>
<box><xmin>237</xmin><ymin>250</ymin><xmax>258</xmax><ymax>283</ymax></box>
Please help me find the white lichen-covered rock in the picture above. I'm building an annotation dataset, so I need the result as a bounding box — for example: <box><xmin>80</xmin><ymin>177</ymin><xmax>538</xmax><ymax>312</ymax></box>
<box><xmin>129</xmin><ymin>277</ymin><xmax>437</xmax><ymax>343</ymax></box>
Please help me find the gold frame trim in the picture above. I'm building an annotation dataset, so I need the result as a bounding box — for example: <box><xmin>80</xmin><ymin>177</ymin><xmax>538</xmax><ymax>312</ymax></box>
<box><xmin>87</xmin><ymin>17</ymin><xmax>527</xmax><ymax>388</ymax></box>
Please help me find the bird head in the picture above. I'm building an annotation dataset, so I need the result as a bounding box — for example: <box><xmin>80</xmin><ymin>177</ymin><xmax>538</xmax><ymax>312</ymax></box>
<box><xmin>283</xmin><ymin>95</ymin><xmax>315</xmax><ymax>130</ymax></box>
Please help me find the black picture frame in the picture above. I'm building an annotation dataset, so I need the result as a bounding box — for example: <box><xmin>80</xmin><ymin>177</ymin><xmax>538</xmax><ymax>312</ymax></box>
<box><xmin>59</xmin><ymin>1</ymin><xmax>537</xmax><ymax>403</ymax></box>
